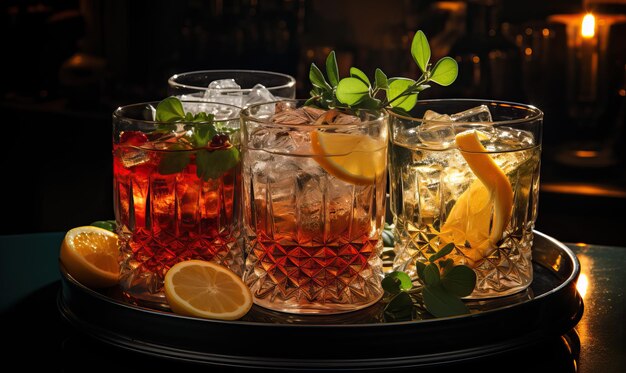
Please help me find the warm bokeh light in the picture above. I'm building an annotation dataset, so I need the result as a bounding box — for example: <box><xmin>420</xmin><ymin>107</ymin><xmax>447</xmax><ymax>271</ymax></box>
<box><xmin>581</xmin><ymin>13</ymin><xmax>595</xmax><ymax>38</ymax></box>
<box><xmin>576</xmin><ymin>273</ymin><xmax>589</xmax><ymax>299</ymax></box>
<box><xmin>574</xmin><ymin>150</ymin><xmax>599</xmax><ymax>158</ymax></box>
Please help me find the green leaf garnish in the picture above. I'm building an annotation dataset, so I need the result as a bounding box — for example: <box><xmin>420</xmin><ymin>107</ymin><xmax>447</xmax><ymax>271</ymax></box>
<box><xmin>325</xmin><ymin>51</ymin><xmax>340</xmax><ymax>87</ymax></box>
<box><xmin>428</xmin><ymin>242</ymin><xmax>455</xmax><ymax>263</ymax></box>
<box><xmin>336</xmin><ymin>77</ymin><xmax>369</xmax><ymax>106</ymax></box>
<box><xmin>306</xmin><ymin>29</ymin><xmax>457</xmax><ymax>113</ymax></box>
<box><xmin>155</xmin><ymin>96</ymin><xmax>186</xmax><ymax>122</ymax></box>
<box><xmin>415</xmin><ymin>260</ymin><xmax>427</xmax><ymax>280</ymax></box>
<box><xmin>387</xmin><ymin>78</ymin><xmax>418</xmax><ymax>111</ymax></box>
<box><xmin>422</xmin><ymin>285</ymin><xmax>470</xmax><ymax>318</ymax></box>
<box><xmin>384</xmin><ymin>292</ymin><xmax>414</xmax><ymax>320</ymax></box>
<box><xmin>383</xmin><ymin>242</ymin><xmax>476</xmax><ymax>319</ymax></box>
<box><xmin>423</xmin><ymin>263</ymin><xmax>441</xmax><ymax>286</ymax></box>
<box><xmin>411</xmin><ymin>30</ymin><xmax>431</xmax><ymax>73</ymax></box>
<box><xmin>441</xmin><ymin>265</ymin><xmax>477</xmax><ymax>297</ymax></box>
<box><xmin>354</xmin><ymin>96</ymin><xmax>382</xmax><ymax>110</ymax></box>
<box><xmin>438</xmin><ymin>258</ymin><xmax>455</xmax><ymax>272</ymax></box>
<box><xmin>382</xmin><ymin>271</ymin><xmax>413</xmax><ymax>294</ymax></box>
<box><xmin>349</xmin><ymin>67</ymin><xmax>371</xmax><ymax>86</ymax></box>
<box><xmin>152</xmin><ymin>97</ymin><xmax>240</xmax><ymax>178</ymax></box>
<box><xmin>196</xmin><ymin>147</ymin><xmax>240</xmax><ymax>181</ymax></box>
<box><xmin>429</xmin><ymin>57</ymin><xmax>459</xmax><ymax>86</ymax></box>
<box><xmin>90</xmin><ymin>220</ymin><xmax>117</xmax><ymax>232</ymax></box>
<box><xmin>189</xmin><ymin>117</ymin><xmax>217</xmax><ymax>148</ymax></box>
<box><xmin>374</xmin><ymin>68</ymin><xmax>388</xmax><ymax>90</ymax></box>
<box><xmin>309</xmin><ymin>63</ymin><xmax>332</xmax><ymax>91</ymax></box>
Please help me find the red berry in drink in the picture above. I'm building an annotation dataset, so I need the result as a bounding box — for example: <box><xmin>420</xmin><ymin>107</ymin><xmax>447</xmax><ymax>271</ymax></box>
<box><xmin>210</xmin><ymin>134</ymin><xmax>230</xmax><ymax>148</ymax></box>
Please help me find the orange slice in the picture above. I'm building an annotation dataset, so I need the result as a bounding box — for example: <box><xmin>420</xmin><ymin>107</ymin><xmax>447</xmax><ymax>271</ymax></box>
<box><xmin>440</xmin><ymin>130</ymin><xmax>513</xmax><ymax>261</ymax></box>
<box><xmin>311</xmin><ymin>131</ymin><xmax>386</xmax><ymax>185</ymax></box>
<box><xmin>164</xmin><ymin>260</ymin><xmax>252</xmax><ymax>320</ymax></box>
<box><xmin>60</xmin><ymin>226</ymin><xmax>120</xmax><ymax>288</ymax></box>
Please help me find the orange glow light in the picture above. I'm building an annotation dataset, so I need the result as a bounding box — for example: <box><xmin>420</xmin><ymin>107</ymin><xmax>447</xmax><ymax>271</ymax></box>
<box><xmin>576</xmin><ymin>273</ymin><xmax>589</xmax><ymax>299</ymax></box>
<box><xmin>581</xmin><ymin>13</ymin><xmax>595</xmax><ymax>38</ymax></box>
<box><xmin>574</xmin><ymin>150</ymin><xmax>598</xmax><ymax>158</ymax></box>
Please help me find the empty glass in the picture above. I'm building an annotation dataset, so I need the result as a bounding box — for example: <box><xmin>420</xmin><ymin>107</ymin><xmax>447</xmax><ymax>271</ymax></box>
<box><xmin>168</xmin><ymin>70</ymin><xmax>296</xmax><ymax>107</ymax></box>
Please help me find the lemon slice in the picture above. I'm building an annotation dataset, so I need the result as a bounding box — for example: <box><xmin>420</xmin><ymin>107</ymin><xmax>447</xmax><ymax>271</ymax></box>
<box><xmin>311</xmin><ymin>131</ymin><xmax>386</xmax><ymax>185</ymax></box>
<box><xmin>60</xmin><ymin>226</ymin><xmax>120</xmax><ymax>288</ymax></box>
<box><xmin>440</xmin><ymin>130</ymin><xmax>513</xmax><ymax>261</ymax></box>
<box><xmin>164</xmin><ymin>260</ymin><xmax>252</xmax><ymax>320</ymax></box>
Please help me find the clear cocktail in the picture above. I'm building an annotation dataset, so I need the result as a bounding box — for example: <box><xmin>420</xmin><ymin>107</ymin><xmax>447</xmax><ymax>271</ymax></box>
<box><xmin>388</xmin><ymin>100</ymin><xmax>543</xmax><ymax>298</ymax></box>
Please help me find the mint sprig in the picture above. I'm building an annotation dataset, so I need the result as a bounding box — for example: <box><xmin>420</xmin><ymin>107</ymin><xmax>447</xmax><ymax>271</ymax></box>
<box><xmin>307</xmin><ymin>30</ymin><xmax>458</xmax><ymax>114</ymax></box>
<box><xmin>382</xmin><ymin>225</ymin><xmax>476</xmax><ymax>319</ymax></box>
<box><xmin>153</xmin><ymin>97</ymin><xmax>240</xmax><ymax>180</ymax></box>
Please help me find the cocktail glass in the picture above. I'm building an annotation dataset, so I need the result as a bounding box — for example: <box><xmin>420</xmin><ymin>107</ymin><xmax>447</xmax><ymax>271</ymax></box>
<box><xmin>240</xmin><ymin>100</ymin><xmax>388</xmax><ymax>314</ymax></box>
<box><xmin>168</xmin><ymin>70</ymin><xmax>297</xmax><ymax>107</ymax></box>
<box><xmin>388</xmin><ymin>99</ymin><xmax>543</xmax><ymax>298</ymax></box>
<box><xmin>113</xmin><ymin>101</ymin><xmax>242</xmax><ymax>307</ymax></box>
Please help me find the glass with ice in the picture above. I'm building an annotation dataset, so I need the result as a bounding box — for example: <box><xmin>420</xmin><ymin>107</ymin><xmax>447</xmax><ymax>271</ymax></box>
<box><xmin>113</xmin><ymin>100</ymin><xmax>242</xmax><ymax>307</ymax></box>
<box><xmin>240</xmin><ymin>100</ymin><xmax>388</xmax><ymax>314</ymax></box>
<box><xmin>168</xmin><ymin>70</ymin><xmax>296</xmax><ymax>107</ymax></box>
<box><xmin>388</xmin><ymin>100</ymin><xmax>543</xmax><ymax>298</ymax></box>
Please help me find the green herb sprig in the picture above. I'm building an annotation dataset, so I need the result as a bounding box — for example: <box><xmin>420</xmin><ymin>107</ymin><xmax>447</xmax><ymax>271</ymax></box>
<box><xmin>152</xmin><ymin>97</ymin><xmax>240</xmax><ymax>180</ymax></box>
<box><xmin>307</xmin><ymin>30</ymin><xmax>458</xmax><ymax>114</ymax></box>
<box><xmin>381</xmin><ymin>225</ymin><xmax>477</xmax><ymax>319</ymax></box>
<box><xmin>90</xmin><ymin>220</ymin><xmax>117</xmax><ymax>232</ymax></box>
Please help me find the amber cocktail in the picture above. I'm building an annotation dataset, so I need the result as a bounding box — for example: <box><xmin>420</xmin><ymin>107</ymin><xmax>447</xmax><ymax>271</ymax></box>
<box><xmin>241</xmin><ymin>100</ymin><xmax>388</xmax><ymax>314</ymax></box>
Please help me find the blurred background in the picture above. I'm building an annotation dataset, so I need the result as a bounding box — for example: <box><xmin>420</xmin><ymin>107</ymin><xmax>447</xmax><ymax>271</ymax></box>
<box><xmin>1</xmin><ymin>0</ymin><xmax>625</xmax><ymax>245</ymax></box>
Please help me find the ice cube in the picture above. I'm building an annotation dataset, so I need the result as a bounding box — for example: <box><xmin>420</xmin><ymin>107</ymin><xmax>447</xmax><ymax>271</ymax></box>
<box><xmin>202</xmin><ymin>79</ymin><xmax>245</xmax><ymax>107</ymax></box>
<box><xmin>423</xmin><ymin>105</ymin><xmax>493</xmax><ymax>124</ymax></box>
<box><xmin>450</xmin><ymin>105</ymin><xmax>492</xmax><ymax>122</ymax></box>
<box><xmin>271</xmin><ymin>106</ymin><xmax>324</xmax><ymax>125</ymax></box>
<box><xmin>244</xmin><ymin>84</ymin><xmax>276</xmax><ymax>107</ymax></box>
<box><xmin>207</xmin><ymin>79</ymin><xmax>241</xmax><ymax>92</ymax></box>
<box><xmin>119</xmin><ymin>148</ymin><xmax>151</xmax><ymax>168</ymax></box>
<box><xmin>424</xmin><ymin>110</ymin><xmax>452</xmax><ymax>122</ymax></box>
<box><xmin>419</xmin><ymin>105</ymin><xmax>494</xmax><ymax>148</ymax></box>
<box><xmin>250</xmin><ymin>127</ymin><xmax>304</xmax><ymax>153</ymax></box>
<box><xmin>417</xmin><ymin>123</ymin><xmax>456</xmax><ymax>149</ymax></box>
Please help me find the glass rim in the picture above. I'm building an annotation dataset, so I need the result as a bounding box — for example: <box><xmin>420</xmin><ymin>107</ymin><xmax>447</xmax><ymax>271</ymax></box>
<box><xmin>113</xmin><ymin>100</ymin><xmax>242</xmax><ymax>124</ymax></box>
<box><xmin>167</xmin><ymin>69</ymin><xmax>297</xmax><ymax>93</ymax></box>
<box><xmin>241</xmin><ymin>99</ymin><xmax>387</xmax><ymax>130</ymax></box>
<box><xmin>387</xmin><ymin>98</ymin><xmax>544</xmax><ymax>126</ymax></box>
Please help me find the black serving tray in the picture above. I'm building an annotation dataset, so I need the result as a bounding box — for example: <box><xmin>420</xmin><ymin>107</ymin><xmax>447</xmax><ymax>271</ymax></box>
<box><xmin>57</xmin><ymin>231</ymin><xmax>583</xmax><ymax>370</ymax></box>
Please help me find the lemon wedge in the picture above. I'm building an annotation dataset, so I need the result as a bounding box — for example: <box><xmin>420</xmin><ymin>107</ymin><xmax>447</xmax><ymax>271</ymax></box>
<box><xmin>60</xmin><ymin>226</ymin><xmax>120</xmax><ymax>288</ymax></box>
<box><xmin>164</xmin><ymin>260</ymin><xmax>252</xmax><ymax>320</ymax></box>
<box><xmin>311</xmin><ymin>131</ymin><xmax>386</xmax><ymax>185</ymax></box>
<box><xmin>439</xmin><ymin>130</ymin><xmax>513</xmax><ymax>261</ymax></box>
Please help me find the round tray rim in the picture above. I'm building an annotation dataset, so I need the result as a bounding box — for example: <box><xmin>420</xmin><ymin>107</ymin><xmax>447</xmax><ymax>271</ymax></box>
<box><xmin>57</xmin><ymin>230</ymin><xmax>584</xmax><ymax>368</ymax></box>
<box><xmin>58</xmin><ymin>230</ymin><xmax>580</xmax><ymax>328</ymax></box>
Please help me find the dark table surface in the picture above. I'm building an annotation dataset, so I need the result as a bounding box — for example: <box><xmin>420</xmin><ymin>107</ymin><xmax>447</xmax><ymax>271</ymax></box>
<box><xmin>1</xmin><ymin>231</ymin><xmax>624</xmax><ymax>372</ymax></box>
